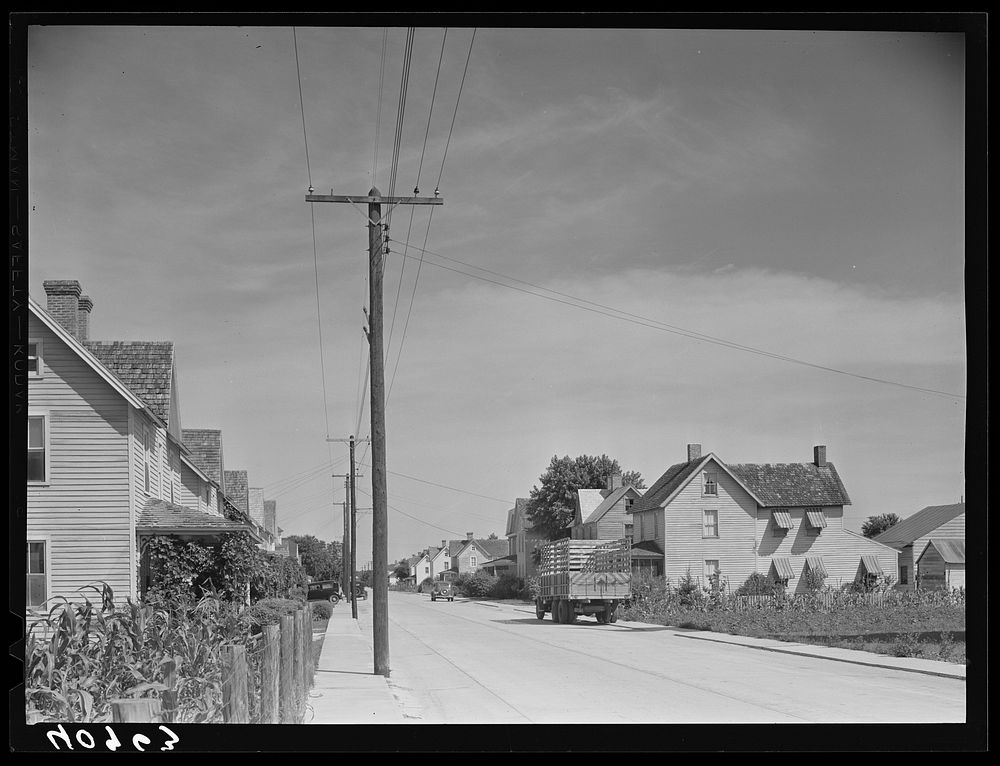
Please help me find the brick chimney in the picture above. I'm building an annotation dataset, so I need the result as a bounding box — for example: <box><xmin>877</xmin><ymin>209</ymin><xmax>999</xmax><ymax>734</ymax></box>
<box><xmin>77</xmin><ymin>295</ymin><xmax>94</xmax><ymax>341</ymax></box>
<box><xmin>441</xmin><ymin>540</ymin><xmax>447</xmax><ymax>550</ymax></box>
<box><xmin>466</xmin><ymin>532</ymin><xmax>474</xmax><ymax>541</ymax></box>
<box><xmin>687</xmin><ymin>443</ymin><xmax>702</xmax><ymax>462</ymax></box>
<box><xmin>814</xmin><ymin>445</ymin><xmax>827</xmax><ymax>467</ymax></box>
<box><xmin>606</xmin><ymin>472</ymin><xmax>622</xmax><ymax>491</ymax></box>
<box><xmin>43</xmin><ymin>280</ymin><xmax>82</xmax><ymax>338</ymax></box>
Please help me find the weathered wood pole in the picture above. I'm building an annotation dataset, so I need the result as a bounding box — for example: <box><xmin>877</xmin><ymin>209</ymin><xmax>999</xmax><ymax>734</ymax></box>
<box><xmin>260</xmin><ymin>624</ymin><xmax>280</xmax><ymax>724</ymax></box>
<box><xmin>369</xmin><ymin>189</ymin><xmax>389</xmax><ymax>676</ymax></box>
<box><xmin>293</xmin><ymin>609</ymin><xmax>305</xmax><ymax>709</ymax></box>
<box><xmin>221</xmin><ymin>644</ymin><xmax>249</xmax><ymax>723</ymax></box>
<box><xmin>279</xmin><ymin>613</ymin><xmax>295</xmax><ymax>723</ymax></box>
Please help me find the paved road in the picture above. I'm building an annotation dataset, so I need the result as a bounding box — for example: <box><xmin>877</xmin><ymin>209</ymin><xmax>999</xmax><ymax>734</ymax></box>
<box><xmin>383</xmin><ymin>591</ymin><xmax>965</xmax><ymax>724</ymax></box>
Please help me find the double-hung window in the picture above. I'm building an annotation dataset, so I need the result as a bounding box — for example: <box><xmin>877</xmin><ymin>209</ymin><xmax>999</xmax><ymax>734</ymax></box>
<box><xmin>28</xmin><ymin>341</ymin><xmax>43</xmax><ymax>377</ymax></box>
<box><xmin>470</xmin><ymin>556</ymin><xmax>477</xmax><ymax>568</ymax></box>
<box><xmin>703</xmin><ymin>472</ymin><xmax>718</xmax><ymax>496</ymax></box>
<box><xmin>28</xmin><ymin>414</ymin><xmax>48</xmax><ymax>483</ymax></box>
<box><xmin>703</xmin><ymin>510</ymin><xmax>719</xmax><ymax>538</ymax></box>
<box><xmin>141</xmin><ymin>426</ymin><xmax>151</xmax><ymax>493</ymax></box>
<box><xmin>27</xmin><ymin>541</ymin><xmax>47</xmax><ymax>607</ymax></box>
<box><xmin>704</xmin><ymin>559</ymin><xmax>720</xmax><ymax>586</ymax></box>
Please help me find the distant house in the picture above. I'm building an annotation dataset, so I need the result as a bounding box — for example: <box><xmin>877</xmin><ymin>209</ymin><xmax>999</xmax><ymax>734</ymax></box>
<box><xmin>628</xmin><ymin>443</ymin><xmax>898</xmax><ymax>593</ymax></box>
<box><xmin>506</xmin><ymin>498</ymin><xmax>548</xmax><ymax>580</ymax></box>
<box><xmin>916</xmin><ymin>539</ymin><xmax>965</xmax><ymax>590</ymax></box>
<box><xmin>413</xmin><ymin>552</ymin><xmax>433</xmax><ymax>584</ymax></box>
<box><xmin>431</xmin><ymin>539</ymin><xmax>463</xmax><ymax>581</ymax></box>
<box><xmin>571</xmin><ymin>473</ymin><xmax>642</xmax><ymax>542</ymax></box>
<box><xmin>873</xmin><ymin>503</ymin><xmax>965</xmax><ymax>589</ymax></box>
<box><xmin>26</xmin><ymin>282</ymin><xmax>249</xmax><ymax>608</ymax></box>
<box><xmin>449</xmin><ymin>533</ymin><xmax>508</xmax><ymax>577</ymax></box>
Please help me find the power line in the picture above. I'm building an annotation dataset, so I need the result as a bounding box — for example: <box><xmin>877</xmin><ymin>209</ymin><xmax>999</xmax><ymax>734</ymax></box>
<box><xmin>386</xmin><ymin>28</ymin><xmax>448</xmax><ymax>359</ymax></box>
<box><xmin>357</xmin><ymin>486</ymin><xmax>467</xmax><ymax>536</ymax></box>
<box><xmin>291</xmin><ymin>28</ymin><xmax>312</xmax><ymax>189</ymax></box>
<box><xmin>384</xmin><ymin>237</ymin><xmax>966</xmax><ymax>401</ymax></box>
<box><xmin>385</xmin><ymin>29</ymin><xmax>476</xmax><ymax>407</ymax></box>
<box><xmin>358</xmin><ymin>462</ymin><xmax>512</xmax><ymax>504</ymax></box>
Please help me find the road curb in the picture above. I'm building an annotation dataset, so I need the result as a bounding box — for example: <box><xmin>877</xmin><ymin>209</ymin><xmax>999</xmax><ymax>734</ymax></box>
<box><xmin>675</xmin><ymin>631</ymin><xmax>966</xmax><ymax>680</ymax></box>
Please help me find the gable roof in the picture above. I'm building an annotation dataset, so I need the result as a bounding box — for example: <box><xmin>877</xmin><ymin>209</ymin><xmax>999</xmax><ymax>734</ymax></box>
<box><xmin>873</xmin><ymin>503</ymin><xmax>965</xmax><ymax>549</ymax></box>
<box><xmin>474</xmin><ymin>538</ymin><xmax>509</xmax><ymax>560</ymax></box>
<box><xmin>727</xmin><ymin>462</ymin><xmax>851</xmax><ymax>507</ymax></box>
<box><xmin>920</xmin><ymin>539</ymin><xmax>966</xmax><ymax>565</ymax></box>
<box><xmin>630</xmin><ymin>458</ymin><xmax>706</xmax><ymax>514</ymax></box>
<box><xmin>507</xmin><ymin>497</ymin><xmax>535</xmax><ymax>533</ymax></box>
<box><xmin>182</xmin><ymin>429</ymin><xmax>224</xmax><ymax>486</ymax></box>
<box><xmin>84</xmin><ymin>341</ymin><xmax>176</xmax><ymax>427</ymax></box>
<box><xmin>577</xmin><ymin>489</ymin><xmax>605</xmax><ymax>524</ymax></box>
<box><xmin>28</xmin><ymin>297</ymin><xmax>149</xmax><ymax>415</ymax></box>
<box><xmin>583</xmin><ymin>485</ymin><xmax>642</xmax><ymax>525</ymax></box>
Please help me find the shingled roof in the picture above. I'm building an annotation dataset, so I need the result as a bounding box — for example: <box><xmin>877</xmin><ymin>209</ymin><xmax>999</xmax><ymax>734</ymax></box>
<box><xmin>137</xmin><ymin>498</ymin><xmax>250</xmax><ymax>534</ymax></box>
<box><xmin>727</xmin><ymin>462</ymin><xmax>851</xmax><ymax>507</ymax></box>
<box><xmin>874</xmin><ymin>503</ymin><xmax>965</xmax><ymax>549</ymax></box>
<box><xmin>630</xmin><ymin>459</ymin><xmax>704</xmax><ymax>514</ymax></box>
<box><xmin>474</xmin><ymin>538</ymin><xmax>510</xmax><ymax>560</ymax></box>
<box><xmin>632</xmin><ymin>453</ymin><xmax>851</xmax><ymax>513</ymax></box>
<box><xmin>224</xmin><ymin>470</ymin><xmax>249</xmax><ymax>513</ymax></box>
<box><xmin>182</xmin><ymin>429</ymin><xmax>224</xmax><ymax>486</ymax></box>
<box><xmin>84</xmin><ymin>341</ymin><xmax>175</xmax><ymax>426</ymax></box>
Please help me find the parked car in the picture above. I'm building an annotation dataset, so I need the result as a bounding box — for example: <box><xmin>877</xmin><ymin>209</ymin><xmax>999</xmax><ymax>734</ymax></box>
<box><xmin>353</xmin><ymin>583</ymin><xmax>368</xmax><ymax>601</ymax></box>
<box><xmin>306</xmin><ymin>579</ymin><xmax>342</xmax><ymax>604</ymax></box>
<box><xmin>430</xmin><ymin>581</ymin><xmax>454</xmax><ymax>602</ymax></box>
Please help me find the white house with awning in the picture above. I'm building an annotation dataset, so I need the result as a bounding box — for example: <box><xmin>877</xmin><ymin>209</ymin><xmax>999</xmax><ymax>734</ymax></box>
<box><xmin>628</xmin><ymin>443</ymin><xmax>899</xmax><ymax>593</ymax></box>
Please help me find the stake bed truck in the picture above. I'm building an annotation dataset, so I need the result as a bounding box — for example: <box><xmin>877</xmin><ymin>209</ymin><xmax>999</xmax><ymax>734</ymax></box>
<box><xmin>536</xmin><ymin>537</ymin><xmax>631</xmax><ymax>624</ymax></box>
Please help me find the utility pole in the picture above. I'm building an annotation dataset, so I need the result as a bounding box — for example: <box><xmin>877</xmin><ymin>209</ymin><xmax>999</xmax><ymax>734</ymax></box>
<box><xmin>329</xmin><ymin>437</ymin><xmax>367</xmax><ymax>619</ymax></box>
<box><xmin>310</xmin><ymin>187</ymin><xmax>443</xmax><ymax>677</ymax></box>
<box><xmin>331</xmin><ymin>474</ymin><xmax>350</xmax><ymax>598</ymax></box>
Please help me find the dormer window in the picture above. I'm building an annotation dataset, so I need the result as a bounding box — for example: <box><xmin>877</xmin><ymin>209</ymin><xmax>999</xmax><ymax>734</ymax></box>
<box><xmin>703</xmin><ymin>472</ymin><xmax>718</xmax><ymax>496</ymax></box>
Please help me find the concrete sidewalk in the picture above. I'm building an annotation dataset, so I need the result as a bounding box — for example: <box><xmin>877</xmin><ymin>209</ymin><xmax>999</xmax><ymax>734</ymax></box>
<box><xmin>305</xmin><ymin>595</ymin><xmax>406</xmax><ymax>724</ymax></box>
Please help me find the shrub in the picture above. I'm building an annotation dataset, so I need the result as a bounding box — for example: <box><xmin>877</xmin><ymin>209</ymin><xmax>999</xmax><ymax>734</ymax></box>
<box><xmin>458</xmin><ymin>570</ymin><xmax>498</xmax><ymax>599</ymax></box>
<box><xmin>677</xmin><ymin>568</ymin><xmax>707</xmax><ymax>607</ymax></box>
<box><xmin>519</xmin><ymin>576</ymin><xmax>540</xmax><ymax>602</ymax></box>
<box><xmin>802</xmin><ymin>568</ymin><xmax>827</xmax><ymax>593</ymax></box>
<box><xmin>310</xmin><ymin>601</ymin><xmax>333</xmax><ymax>621</ymax></box>
<box><xmin>490</xmin><ymin>574</ymin><xmax>525</xmax><ymax>599</ymax></box>
<box><xmin>244</xmin><ymin>598</ymin><xmax>304</xmax><ymax>629</ymax></box>
<box><xmin>734</xmin><ymin>571</ymin><xmax>785</xmax><ymax>598</ymax></box>
<box><xmin>417</xmin><ymin>576</ymin><xmax>435</xmax><ymax>593</ymax></box>
<box><xmin>891</xmin><ymin>632</ymin><xmax>921</xmax><ymax>658</ymax></box>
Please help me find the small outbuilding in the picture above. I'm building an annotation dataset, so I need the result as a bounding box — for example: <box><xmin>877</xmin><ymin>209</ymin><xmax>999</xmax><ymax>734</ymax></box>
<box><xmin>916</xmin><ymin>539</ymin><xmax>965</xmax><ymax>590</ymax></box>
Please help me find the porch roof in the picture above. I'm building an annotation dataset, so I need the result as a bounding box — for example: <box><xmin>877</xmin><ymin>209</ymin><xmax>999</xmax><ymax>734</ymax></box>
<box><xmin>138</xmin><ymin>498</ymin><xmax>251</xmax><ymax>535</ymax></box>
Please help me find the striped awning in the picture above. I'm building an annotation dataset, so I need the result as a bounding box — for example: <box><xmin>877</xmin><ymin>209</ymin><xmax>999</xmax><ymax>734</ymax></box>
<box><xmin>861</xmin><ymin>554</ymin><xmax>883</xmax><ymax>575</ymax></box>
<box><xmin>771</xmin><ymin>510</ymin><xmax>793</xmax><ymax>529</ymax></box>
<box><xmin>805</xmin><ymin>556</ymin><xmax>828</xmax><ymax>578</ymax></box>
<box><xmin>771</xmin><ymin>557</ymin><xmax>795</xmax><ymax>580</ymax></box>
<box><xmin>806</xmin><ymin>509</ymin><xmax>828</xmax><ymax>529</ymax></box>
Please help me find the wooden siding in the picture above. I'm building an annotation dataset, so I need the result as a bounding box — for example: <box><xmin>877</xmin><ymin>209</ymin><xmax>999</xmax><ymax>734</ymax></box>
<box><xmin>753</xmin><ymin>507</ymin><xmax>897</xmax><ymax>592</ymax></box>
<box><xmin>662</xmin><ymin>459</ymin><xmax>758</xmax><ymax>586</ymax></box>
<box><xmin>911</xmin><ymin>514</ymin><xmax>965</xmax><ymax>570</ymax></box>
<box><xmin>916</xmin><ymin>545</ymin><xmax>965</xmax><ymax>589</ymax></box>
<box><xmin>27</xmin><ymin>314</ymin><xmax>135</xmax><ymax>602</ymax></box>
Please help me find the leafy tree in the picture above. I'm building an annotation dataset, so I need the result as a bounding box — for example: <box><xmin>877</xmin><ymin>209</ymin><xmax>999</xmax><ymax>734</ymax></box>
<box><xmin>861</xmin><ymin>513</ymin><xmax>902</xmax><ymax>538</ymax></box>
<box><xmin>392</xmin><ymin>560</ymin><xmax>411</xmax><ymax>580</ymax></box>
<box><xmin>525</xmin><ymin>454</ymin><xmax>645</xmax><ymax>540</ymax></box>
<box><xmin>285</xmin><ymin>534</ymin><xmax>342</xmax><ymax>581</ymax></box>
<box><xmin>488</xmin><ymin>532</ymin><xmax>498</xmax><ymax>540</ymax></box>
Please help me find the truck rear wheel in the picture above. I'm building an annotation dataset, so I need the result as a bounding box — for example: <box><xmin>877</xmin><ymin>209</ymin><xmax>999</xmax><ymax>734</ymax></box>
<box><xmin>551</xmin><ymin>599</ymin><xmax>563</xmax><ymax>623</ymax></box>
<box><xmin>607</xmin><ymin>601</ymin><xmax>619</xmax><ymax>623</ymax></box>
<box><xmin>565</xmin><ymin>600</ymin><xmax>578</xmax><ymax>624</ymax></box>
<box><xmin>535</xmin><ymin>598</ymin><xmax>546</xmax><ymax>620</ymax></box>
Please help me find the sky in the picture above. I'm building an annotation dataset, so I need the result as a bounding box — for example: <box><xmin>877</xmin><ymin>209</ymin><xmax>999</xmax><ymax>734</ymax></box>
<box><xmin>25</xmin><ymin>22</ymin><xmax>968</xmax><ymax>566</ymax></box>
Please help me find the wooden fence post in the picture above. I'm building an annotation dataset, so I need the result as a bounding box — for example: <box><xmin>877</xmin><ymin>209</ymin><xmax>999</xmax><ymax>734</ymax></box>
<box><xmin>111</xmin><ymin>698</ymin><xmax>162</xmax><ymax>723</ymax></box>
<box><xmin>221</xmin><ymin>644</ymin><xmax>250</xmax><ymax>724</ymax></box>
<box><xmin>293</xmin><ymin>609</ymin><xmax>305</xmax><ymax>707</ymax></box>
<box><xmin>260</xmin><ymin>624</ymin><xmax>280</xmax><ymax>724</ymax></box>
<box><xmin>161</xmin><ymin>657</ymin><xmax>178</xmax><ymax>723</ymax></box>
<box><xmin>303</xmin><ymin>605</ymin><xmax>314</xmax><ymax>689</ymax></box>
<box><xmin>279</xmin><ymin>613</ymin><xmax>295</xmax><ymax>723</ymax></box>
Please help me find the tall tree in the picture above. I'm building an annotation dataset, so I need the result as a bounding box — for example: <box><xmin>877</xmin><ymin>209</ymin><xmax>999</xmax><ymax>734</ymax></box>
<box><xmin>525</xmin><ymin>454</ymin><xmax>645</xmax><ymax>541</ymax></box>
<box><xmin>861</xmin><ymin>513</ymin><xmax>902</xmax><ymax>538</ymax></box>
<box><xmin>285</xmin><ymin>534</ymin><xmax>342</xmax><ymax>580</ymax></box>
